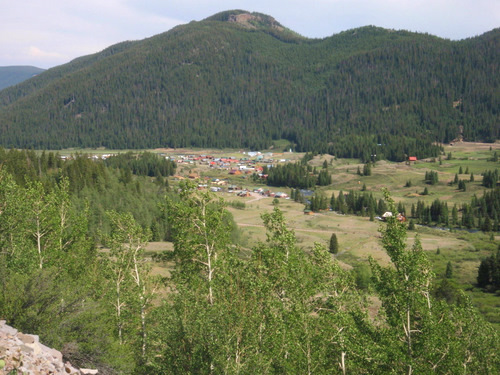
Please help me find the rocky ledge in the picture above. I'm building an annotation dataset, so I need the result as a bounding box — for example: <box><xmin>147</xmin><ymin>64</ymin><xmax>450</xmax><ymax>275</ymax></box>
<box><xmin>0</xmin><ymin>320</ymin><xmax>97</xmax><ymax>375</ymax></box>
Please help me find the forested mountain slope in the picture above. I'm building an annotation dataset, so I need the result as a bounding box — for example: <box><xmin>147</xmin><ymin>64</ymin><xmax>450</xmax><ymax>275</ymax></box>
<box><xmin>0</xmin><ymin>66</ymin><xmax>45</xmax><ymax>90</ymax></box>
<box><xmin>0</xmin><ymin>10</ymin><xmax>498</xmax><ymax>160</ymax></box>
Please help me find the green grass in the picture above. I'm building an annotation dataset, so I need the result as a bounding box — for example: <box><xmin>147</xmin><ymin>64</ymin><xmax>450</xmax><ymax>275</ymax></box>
<box><xmin>86</xmin><ymin>142</ymin><xmax>499</xmax><ymax>327</ymax></box>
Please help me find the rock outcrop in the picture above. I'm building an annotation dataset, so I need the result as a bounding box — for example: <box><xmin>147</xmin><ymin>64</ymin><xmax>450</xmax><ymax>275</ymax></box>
<box><xmin>0</xmin><ymin>320</ymin><xmax>97</xmax><ymax>375</ymax></box>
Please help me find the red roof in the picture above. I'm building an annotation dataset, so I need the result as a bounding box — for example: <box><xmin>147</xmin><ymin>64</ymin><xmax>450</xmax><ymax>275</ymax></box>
<box><xmin>409</xmin><ymin>156</ymin><xmax>417</xmax><ymax>161</ymax></box>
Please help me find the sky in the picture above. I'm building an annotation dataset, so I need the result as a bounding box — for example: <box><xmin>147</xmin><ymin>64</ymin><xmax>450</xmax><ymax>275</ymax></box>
<box><xmin>1</xmin><ymin>0</ymin><xmax>498</xmax><ymax>69</ymax></box>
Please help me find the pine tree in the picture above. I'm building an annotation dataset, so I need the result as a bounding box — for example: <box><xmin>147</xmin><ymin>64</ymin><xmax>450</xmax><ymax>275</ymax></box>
<box><xmin>363</xmin><ymin>162</ymin><xmax>372</xmax><ymax>176</ymax></box>
<box><xmin>329</xmin><ymin>233</ymin><xmax>339</xmax><ymax>255</ymax></box>
<box><xmin>452</xmin><ymin>204</ymin><xmax>458</xmax><ymax>226</ymax></box>
<box><xmin>330</xmin><ymin>192</ymin><xmax>336</xmax><ymax>210</ymax></box>
<box><xmin>458</xmin><ymin>179</ymin><xmax>466</xmax><ymax>191</ymax></box>
<box><xmin>408</xmin><ymin>220</ymin><xmax>415</xmax><ymax>230</ymax></box>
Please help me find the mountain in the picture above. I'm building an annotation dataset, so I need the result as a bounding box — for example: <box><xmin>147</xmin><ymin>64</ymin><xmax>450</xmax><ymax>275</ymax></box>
<box><xmin>0</xmin><ymin>10</ymin><xmax>498</xmax><ymax>160</ymax></box>
<box><xmin>0</xmin><ymin>66</ymin><xmax>45</xmax><ymax>90</ymax></box>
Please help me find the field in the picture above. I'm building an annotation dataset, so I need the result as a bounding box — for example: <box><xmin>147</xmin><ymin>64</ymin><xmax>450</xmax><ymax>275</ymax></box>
<box><xmin>118</xmin><ymin>142</ymin><xmax>499</xmax><ymax>326</ymax></box>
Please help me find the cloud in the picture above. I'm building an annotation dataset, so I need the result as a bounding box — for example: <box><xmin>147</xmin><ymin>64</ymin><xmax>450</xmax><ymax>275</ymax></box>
<box><xmin>28</xmin><ymin>47</ymin><xmax>65</xmax><ymax>59</ymax></box>
<box><xmin>0</xmin><ymin>0</ymin><xmax>186</xmax><ymax>68</ymax></box>
<box><xmin>0</xmin><ymin>0</ymin><xmax>498</xmax><ymax>68</ymax></box>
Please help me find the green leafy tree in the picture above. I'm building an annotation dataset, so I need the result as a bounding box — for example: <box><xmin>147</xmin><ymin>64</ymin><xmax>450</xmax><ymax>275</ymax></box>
<box><xmin>445</xmin><ymin>261</ymin><xmax>453</xmax><ymax>279</ymax></box>
<box><xmin>0</xmin><ymin>170</ymin><xmax>31</xmax><ymax>271</ymax></box>
<box><xmin>0</xmin><ymin>169</ymin><xmax>130</xmax><ymax>372</ymax></box>
<box><xmin>106</xmin><ymin>211</ymin><xmax>156</xmax><ymax>357</ymax></box>
<box><xmin>147</xmin><ymin>203</ymin><xmax>371</xmax><ymax>374</ymax></box>
<box><xmin>370</xmin><ymin>190</ymin><xmax>500</xmax><ymax>373</ymax></box>
<box><xmin>146</xmin><ymin>183</ymin><xmax>236</xmax><ymax>373</ymax></box>
<box><xmin>165</xmin><ymin>181</ymin><xmax>232</xmax><ymax>305</ymax></box>
<box><xmin>25</xmin><ymin>181</ymin><xmax>58</xmax><ymax>270</ymax></box>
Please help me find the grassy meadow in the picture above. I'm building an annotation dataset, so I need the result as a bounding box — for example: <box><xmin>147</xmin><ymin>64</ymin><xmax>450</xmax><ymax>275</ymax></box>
<box><xmin>104</xmin><ymin>142</ymin><xmax>499</xmax><ymax>327</ymax></box>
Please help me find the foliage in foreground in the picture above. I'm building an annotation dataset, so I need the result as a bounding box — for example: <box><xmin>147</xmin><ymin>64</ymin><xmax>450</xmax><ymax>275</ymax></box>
<box><xmin>0</xmin><ymin>172</ymin><xmax>498</xmax><ymax>374</ymax></box>
<box><xmin>143</xmin><ymin>186</ymin><xmax>500</xmax><ymax>373</ymax></box>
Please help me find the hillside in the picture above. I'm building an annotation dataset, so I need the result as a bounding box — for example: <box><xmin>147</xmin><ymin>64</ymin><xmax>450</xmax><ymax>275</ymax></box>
<box><xmin>0</xmin><ymin>65</ymin><xmax>45</xmax><ymax>90</ymax></box>
<box><xmin>0</xmin><ymin>10</ymin><xmax>498</xmax><ymax>159</ymax></box>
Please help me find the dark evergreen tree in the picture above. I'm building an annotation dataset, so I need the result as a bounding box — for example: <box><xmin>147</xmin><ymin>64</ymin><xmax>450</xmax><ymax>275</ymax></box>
<box><xmin>482</xmin><ymin>169</ymin><xmax>499</xmax><ymax>188</ymax></box>
<box><xmin>477</xmin><ymin>246</ymin><xmax>500</xmax><ymax>290</ymax></box>
<box><xmin>458</xmin><ymin>179</ymin><xmax>467</xmax><ymax>191</ymax></box>
<box><xmin>425</xmin><ymin>170</ymin><xmax>439</xmax><ymax>185</ymax></box>
<box><xmin>329</xmin><ymin>233</ymin><xmax>339</xmax><ymax>255</ymax></box>
<box><xmin>408</xmin><ymin>220</ymin><xmax>415</xmax><ymax>230</ymax></box>
<box><xmin>363</xmin><ymin>163</ymin><xmax>372</xmax><ymax>176</ymax></box>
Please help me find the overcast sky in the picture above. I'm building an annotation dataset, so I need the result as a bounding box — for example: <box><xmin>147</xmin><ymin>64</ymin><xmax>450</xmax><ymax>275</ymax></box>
<box><xmin>1</xmin><ymin>0</ymin><xmax>498</xmax><ymax>69</ymax></box>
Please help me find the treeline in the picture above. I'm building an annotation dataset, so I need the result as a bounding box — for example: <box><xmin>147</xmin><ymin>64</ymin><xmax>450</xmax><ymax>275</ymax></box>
<box><xmin>104</xmin><ymin>151</ymin><xmax>176</xmax><ymax>178</ymax></box>
<box><xmin>407</xmin><ymin>187</ymin><xmax>500</xmax><ymax>231</ymax></box>
<box><xmin>0</xmin><ymin>148</ymin><xmax>177</xmax><ymax>240</ymax></box>
<box><xmin>0</xmin><ymin>148</ymin><xmax>62</xmax><ymax>186</ymax></box>
<box><xmin>301</xmin><ymin>186</ymin><xmax>500</xmax><ymax>233</ymax></box>
<box><xmin>265</xmin><ymin>162</ymin><xmax>331</xmax><ymax>188</ymax></box>
<box><xmin>301</xmin><ymin>189</ymin><xmax>398</xmax><ymax>217</ymax></box>
<box><xmin>0</xmin><ymin>14</ymin><xmax>497</xmax><ymax>159</ymax></box>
